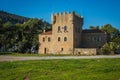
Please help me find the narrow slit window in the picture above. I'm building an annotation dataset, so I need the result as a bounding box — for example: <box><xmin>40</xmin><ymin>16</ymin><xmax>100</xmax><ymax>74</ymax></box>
<box><xmin>64</xmin><ymin>26</ymin><xmax>67</xmax><ymax>32</ymax></box>
<box><xmin>43</xmin><ymin>38</ymin><xmax>45</xmax><ymax>42</ymax></box>
<box><xmin>58</xmin><ymin>26</ymin><xmax>60</xmax><ymax>32</ymax></box>
<box><xmin>48</xmin><ymin>37</ymin><xmax>50</xmax><ymax>42</ymax></box>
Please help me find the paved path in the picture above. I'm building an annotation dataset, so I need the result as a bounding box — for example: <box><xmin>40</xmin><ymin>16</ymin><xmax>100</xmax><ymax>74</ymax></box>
<box><xmin>0</xmin><ymin>55</ymin><xmax>120</xmax><ymax>62</ymax></box>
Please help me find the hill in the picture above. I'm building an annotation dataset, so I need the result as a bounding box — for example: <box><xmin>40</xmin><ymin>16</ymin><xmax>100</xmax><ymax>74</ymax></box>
<box><xmin>0</xmin><ymin>10</ymin><xmax>30</xmax><ymax>24</ymax></box>
<box><xmin>0</xmin><ymin>10</ymin><xmax>52</xmax><ymax>53</ymax></box>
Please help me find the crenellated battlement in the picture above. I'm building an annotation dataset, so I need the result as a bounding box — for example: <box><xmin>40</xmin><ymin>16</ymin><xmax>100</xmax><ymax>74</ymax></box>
<box><xmin>52</xmin><ymin>11</ymin><xmax>71</xmax><ymax>16</ymax></box>
<box><xmin>52</xmin><ymin>11</ymin><xmax>83</xmax><ymax>24</ymax></box>
<box><xmin>52</xmin><ymin>11</ymin><xmax>83</xmax><ymax>19</ymax></box>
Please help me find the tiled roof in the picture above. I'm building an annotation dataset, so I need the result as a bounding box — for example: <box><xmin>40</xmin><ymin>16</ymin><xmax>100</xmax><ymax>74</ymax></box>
<box><xmin>41</xmin><ymin>31</ymin><xmax>52</xmax><ymax>35</ymax></box>
<box><xmin>82</xmin><ymin>29</ymin><xmax>106</xmax><ymax>33</ymax></box>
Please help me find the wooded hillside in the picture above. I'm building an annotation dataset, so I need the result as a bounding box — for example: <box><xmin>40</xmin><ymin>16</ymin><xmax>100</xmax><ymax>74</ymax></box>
<box><xmin>0</xmin><ymin>10</ymin><xmax>29</xmax><ymax>24</ymax></box>
<box><xmin>0</xmin><ymin>11</ymin><xmax>51</xmax><ymax>53</ymax></box>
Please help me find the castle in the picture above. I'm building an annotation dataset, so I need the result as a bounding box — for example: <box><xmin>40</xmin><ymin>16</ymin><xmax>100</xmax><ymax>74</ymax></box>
<box><xmin>38</xmin><ymin>11</ymin><xmax>108</xmax><ymax>55</ymax></box>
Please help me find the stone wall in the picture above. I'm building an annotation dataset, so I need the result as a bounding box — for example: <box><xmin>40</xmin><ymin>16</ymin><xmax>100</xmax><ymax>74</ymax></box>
<box><xmin>38</xmin><ymin>34</ymin><xmax>53</xmax><ymax>54</ymax></box>
<box><xmin>73</xmin><ymin>13</ymin><xmax>83</xmax><ymax>48</ymax></box>
<box><xmin>51</xmin><ymin>12</ymin><xmax>74</xmax><ymax>54</ymax></box>
<box><xmin>81</xmin><ymin>32</ymin><xmax>107</xmax><ymax>48</ymax></box>
<box><xmin>74</xmin><ymin>48</ymin><xmax>97</xmax><ymax>55</ymax></box>
<box><xmin>38</xmin><ymin>11</ymin><xmax>84</xmax><ymax>54</ymax></box>
<box><xmin>38</xmin><ymin>11</ymin><xmax>107</xmax><ymax>55</ymax></box>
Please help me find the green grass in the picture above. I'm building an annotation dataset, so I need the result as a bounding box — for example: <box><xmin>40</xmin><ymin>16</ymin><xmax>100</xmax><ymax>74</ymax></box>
<box><xmin>0</xmin><ymin>59</ymin><xmax>120</xmax><ymax>80</ymax></box>
<box><xmin>0</xmin><ymin>52</ymin><xmax>75</xmax><ymax>56</ymax></box>
<box><xmin>0</xmin><ymin>52</ymin><xmax>40</xmax><ymax>56</ymax></box>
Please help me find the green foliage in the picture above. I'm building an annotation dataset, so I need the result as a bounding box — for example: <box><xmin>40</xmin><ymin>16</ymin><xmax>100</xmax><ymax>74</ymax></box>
<box><xmin>101</xmin><ymin>42</ymin><xmax>117</xmax><ymax>54</ymax></box>
<box><xmin>0</xmin><ymin>18</ymin><xmax>2</xmax><ymax>26</ymax></box>
<box><xmin>89</xmin><ymin>26</ymin><xmax>99</xmax><ymax>29</ymax></box>
<box><xmin>0</xmin><ymin>10</ymin><xmax>29</xmax><ymax>24</ymax></box>
<box><xmin>101</xmin><ymin>24</ymin><xmax>120</xmax><ymax>54</ymax></box>
<box><xmin>101</xmin><ymin>41</ymin><xmax>120</xmax><ymax>54</ymax></box>
<box><xmin>101</xmin><ymin>24</ymin><xmax>119</xmax><ymax>37</ymax></box>
<box><xmin>0</xmin><ymin>59</ymin><xmax>120</xmax><ymax>80</ymax></box>
<box><xmin>111</xmin><ymin>36</ymin><xmax>120</xmax><ymax>42</ymax></box>
<box><xmin>111</xmin><ymin>30</ymin><xmax>120</xmax><ymax>45</ymax></box>
<box><xmin>3</xmin><ymin>21</ymin><xmax>13</xmax><ymax>29</ymax></box>
<box><xmin>0</xmin><ymin>11</ymin><xmax>51</xmax><ymax>53</ymax></box>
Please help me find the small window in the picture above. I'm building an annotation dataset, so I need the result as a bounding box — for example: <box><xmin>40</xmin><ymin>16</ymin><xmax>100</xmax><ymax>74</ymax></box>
<box><xmin>64</xmin><ymin>37</ymin><xmax>67</xmax><ymax>41</ymax></box>
<box><xmin>48</xmin><ymin>37</ymin><xmax>50</xmax><ymax>42</ymax></box>
<box><xmin>64</xmin><ymin>26</ymin><xmax>67</xmax><ymax>32</ymax></box>
<box><xmin>78</xmin><ymin>52</ymin><xmax>81</xmax><ymax>55</ymax></box>
<box><xmin>58</xmin><ymin>26</ymin><xmax>60</xmax><ymax>32</ymax></box>
<box><xmin>97</xmin><ymin>37</ymin><xmax>101</xmax><ymax>42</ymax></box>
<box><xmin>99</xmin><ymin>37</ymin><xmax>101</xmax><ymax>41</ymax></box>
<box><xmin>43</xmin><ymin>38</ymin><xmax>45</xmax><ymax>42</ymax></box>
<box><xmin>93</xmin><ymin>37</ymin><xmax>96</xmax><ymax>41</ymax></box>
<box><xmin>58</xmin><ymin>37</ymin><xmax>60</xmax><ymax>41</ymax></box>
<box><xmin>61</xmin><ymin>48</ymin><xmax>63</xmax><ymax>51</ymax></box>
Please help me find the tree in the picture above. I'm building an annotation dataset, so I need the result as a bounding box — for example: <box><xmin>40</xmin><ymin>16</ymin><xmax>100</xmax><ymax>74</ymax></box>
<box><xmin>101</xmin><ymin>24</ymin><xmax>119</xmax><ymax>38</ymax></box>
<box><xmin>15</xmin><ymin>18</ymin><xmax>44</xmax><ymax>53</ymax></box>
<box><xmin>0</xmin><ymin>18</ymin><xmax>3</xmax><ymax>33</ymax></box>
<box><xmin>0</xmin><ymin>18</ymin><xmax>2</xmax><ymax>26</ymax></box>
<box><xmin>89</xmin><ymin>26</ymin><xmax>99</xmax><ymax>29</ymax></box>
<box><xmin>3</xmin><ymin>22</ymin><xmax>13</xmax><ymax>29</ymax></box>
<box><xmin>101</xmin><ymin>42</ymin><xmax>117</xmax><ymax>54</ymax></box>
<box><xmin>0</xmin><ymin>14</ymin><xmax>51</xmax><ymax>53</ymax></box>
<box><xmin>101</xmin><ymin>24</ymin><xmax>120</xmax><ymax>54</ymax></box>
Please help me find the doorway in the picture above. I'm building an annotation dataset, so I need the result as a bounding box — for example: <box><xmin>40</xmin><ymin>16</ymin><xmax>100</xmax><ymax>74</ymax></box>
<box><xmin>44</xmin><ymin>48</ymin><xmax>47</xmax><ymax>54</ymax></box>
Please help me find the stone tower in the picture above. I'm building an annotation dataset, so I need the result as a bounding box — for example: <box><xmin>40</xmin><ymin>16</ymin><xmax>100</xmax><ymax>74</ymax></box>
<box><xmin>39</xmin><ymin>11</ymin><xmax>83</xmax><ymax>54</ymax></box>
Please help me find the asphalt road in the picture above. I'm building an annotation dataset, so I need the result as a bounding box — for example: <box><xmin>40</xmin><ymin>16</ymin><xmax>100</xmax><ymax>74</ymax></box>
<box><xmin>0</xmin><ymin>55</ymin><xmax>120</xmax><ymax>62</ymax></box>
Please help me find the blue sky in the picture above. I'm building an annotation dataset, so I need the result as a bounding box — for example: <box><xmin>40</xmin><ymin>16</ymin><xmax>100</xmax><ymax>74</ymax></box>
<box><xmin>0</xmin><ymin>0</ymin><xmax>120</xmax><ymax>29</ymax></box>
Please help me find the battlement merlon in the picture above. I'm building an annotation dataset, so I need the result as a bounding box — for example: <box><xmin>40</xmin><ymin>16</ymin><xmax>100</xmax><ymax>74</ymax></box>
<box><xmin>52</xmin><ymin>11</ymin><xmax>84</xmax><ymax>18</ymax></box>
<box><xmin>51</xmin><ymin>11</ymin><xmax>84</xmax><ymax>24</ymax></box>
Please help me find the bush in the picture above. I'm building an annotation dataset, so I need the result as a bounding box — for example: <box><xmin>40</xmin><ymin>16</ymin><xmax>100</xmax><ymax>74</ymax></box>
<box><xmin>101</xmin><ymin>42</ymin><xmax>117</xmax><ymax>55</ymax></box>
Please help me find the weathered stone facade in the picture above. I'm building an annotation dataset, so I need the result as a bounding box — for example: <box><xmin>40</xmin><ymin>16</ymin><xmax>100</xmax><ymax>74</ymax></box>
<box><xmin>74</xmin><ymin>48</ymin><xmax>97</xmax><ymax>55</ymax></box>
<box><xmin>38</xmin><ymin>11</ymin><xmax>108</xmax><ymax>55</ymax></box>
<box><xmin>81</xmin><ymin>29</ymin><xmax>108</xmax><ymax>48</ymax></box>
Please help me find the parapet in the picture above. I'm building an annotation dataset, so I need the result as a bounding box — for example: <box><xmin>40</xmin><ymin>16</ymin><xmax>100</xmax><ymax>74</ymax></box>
<box><xmin>52</xmin><ymin>11</ymin><xmax>73</xmax><ymax>16</ymax></box>
<box><xmin>52</xmin><ymin>11</ymin><xmax>83</xmax><ymax>18</ymax></box>
<box><xmin>51</xmin><ymin>11</ymin><xmax>84</xmax><ymax>24</ymax></box>
<box><xmin>53</xmin><ymin>11</ymin><xmax>78</xmax><ymax>16</ymax></box>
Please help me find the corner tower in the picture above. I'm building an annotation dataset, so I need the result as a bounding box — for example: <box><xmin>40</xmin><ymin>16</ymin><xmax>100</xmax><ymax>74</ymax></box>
<box><xmin>51</xmin><ymin>11</ymin><xmax>83</xmax><ymax>54</ymax></box>
<box><xmin>39</xmin><ymin>11</ymin><xmax>83</xmax><ymax>54</ymax></box>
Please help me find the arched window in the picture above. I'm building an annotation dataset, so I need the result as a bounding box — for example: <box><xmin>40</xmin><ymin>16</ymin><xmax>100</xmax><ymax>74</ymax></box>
<box><xmin>43</xmin><ymin>38</ymin><xmax>45</xmax><ymax>42</ymax></box>
<box><xmin>64</xmin><ymin>26</ymin><xmax>67</xmax><ymax>32</ymax></box>
<box><xmin>58</xmin><ymin>26</ymin><xmax>60</xmax><ymax>32</ymax></box>
<box><xmin>58</xmin><ymin>37</ymin><xmax>61</xmax><ymax>42</ymax></box>
<box><xmin>48</xmin><ymin>37</ymin><xmax>50</xmax><ymax>42</ymax></box>
<box><xmin>64</xmin><ymin>37</ymin><xmax>67</xmax><ymax>41</ymax></box>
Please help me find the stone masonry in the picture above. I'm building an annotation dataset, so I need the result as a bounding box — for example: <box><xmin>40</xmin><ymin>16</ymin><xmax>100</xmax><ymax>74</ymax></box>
<box><xmin>38</xmin><ymin>11</ymin><xmax>108</xmax><ymax>55</ymax></box>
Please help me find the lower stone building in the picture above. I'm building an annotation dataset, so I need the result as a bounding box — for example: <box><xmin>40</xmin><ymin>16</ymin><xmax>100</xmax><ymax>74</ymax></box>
<box><xmin>81</xmin><ymin>29</ymin><xmax>107</xmax><ymax>48</ymax></box>
<box><xmin>38</xmin><ymin>11</ymin><xmax>108</xmax><ymax>55</ymax></box>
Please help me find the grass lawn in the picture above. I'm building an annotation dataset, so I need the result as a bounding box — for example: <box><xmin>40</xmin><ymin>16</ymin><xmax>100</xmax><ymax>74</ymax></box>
<box><xmin>0</xmin><ymin>59</ymin><xmax>120</xmax><ymax>80</ymax></box>
<box><xmin>0</xmin><ymin>52</ymin><xmax>74</xmax><ymax>56</ymax></box>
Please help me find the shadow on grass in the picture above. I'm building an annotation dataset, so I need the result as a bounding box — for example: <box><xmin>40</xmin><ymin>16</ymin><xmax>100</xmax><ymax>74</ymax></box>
<box><xmin>0</xmin><ymin>52</ymin><xmax>13</xmax><ymax>55</ymax></box>
<box><xmin>0</xmin><ymin>52</ymin><xmax>39</xmax><ymax>56</ymax></box>
<box><xmin>0</xmin><ymin>52</ymin><xmax>74</xmax><ymax>56</ymax></box>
